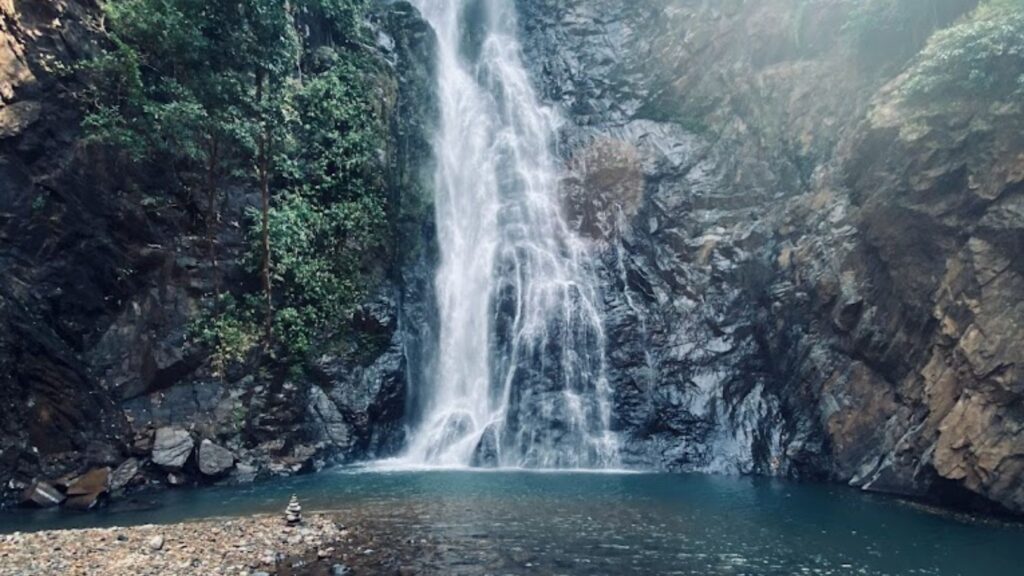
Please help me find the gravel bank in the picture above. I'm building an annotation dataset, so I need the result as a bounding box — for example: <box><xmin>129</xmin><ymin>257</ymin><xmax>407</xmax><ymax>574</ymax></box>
<box><xmin>0</xmin><ymin>513</ymin><xmax>406</xmax><ymax>576</ymax></box>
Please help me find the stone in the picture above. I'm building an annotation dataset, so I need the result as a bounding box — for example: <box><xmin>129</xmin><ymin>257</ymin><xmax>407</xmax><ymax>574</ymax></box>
<box><xmin>232</xmin><ymin>463</ymin><xmax>258</xmax><ymax>484</ymax></box>
<box><xmin>285</xmin><ymin>494</ymin><xmax>302</xmax><ymax>526</ymax></box>
<box><xmin>331</xmin><ymin>564</ymin><xmax>352</xmax><ymax>576</ymax></box>
<box><xmin>131</xmin><ymin>431</ymin><xmax>154</xmax><ymax>456</ymax></box>
<box><xmin>66</xmin><ymin>467</ymin><xmax>110</xmax><ymax>496</ymax></box>
<box><xmin>166</xmin><ymin>471</ymin><xmax>188</xmax><ymax>486</ymax></box>
<box><xmin>20</xmin><ymin>481</ymin><xmax>64</xmax><ymax>508</ymax></box>
<box><xmin>151</xmin><ymin>427</ymin><xmax>194</xmax><ymax>469</ymax></box>
<box><xmin>197</xmin><ymin>439</ymin><xmax>235</xmax><ymax>477</ymax></box>
<box><xmin>470</xmin><ymin>424</ymin><xmax>500</xmax><ymax>468</ymax></box>
<box><xmin>84</xmin><ymin>441</ymin><xmax>123</xmax><ymax>467</ymax></box>
<box><xmin>0</xmin><ymin>100</ymin><xmax>41</xmax><ymax>138</ymax></box>
<box><xmin>63</xmin><ymin>492</ymin><xmax>104</xmax><ymax>511</ymax></box>
<box><xmin>109</xmin><ymin>458</ymin><xmax>140</xmax><ymax>491</ymax></box>
<box><xmin>147</xmin><ymin>534</ymin><xmax>164</xmax><ymax>551</ymax></box>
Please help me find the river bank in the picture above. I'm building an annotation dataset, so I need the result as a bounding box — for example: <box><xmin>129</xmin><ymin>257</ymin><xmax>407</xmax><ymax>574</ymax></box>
<box><xmin>0</xmin><ymin>512</ymin><xmax>424</xmax><ymax>576</ymax></box>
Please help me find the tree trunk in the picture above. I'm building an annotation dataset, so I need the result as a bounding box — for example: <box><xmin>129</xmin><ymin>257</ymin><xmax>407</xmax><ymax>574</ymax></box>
<box><xmin>256</xmin><ymin>72</ymin><xmax>274</xmax><ymax>349</ymax></box>
<box><xmin>206</xmin><ymin>135</ymin><xmax>221</xmax><ymax>301</ymax></box>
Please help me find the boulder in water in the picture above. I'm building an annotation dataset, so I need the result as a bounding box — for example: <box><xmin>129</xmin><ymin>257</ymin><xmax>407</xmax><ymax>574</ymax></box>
<box><xmin>151</xmin><ymin>427</ymin><xmax>194</xmax><ymax>469</ymax></box>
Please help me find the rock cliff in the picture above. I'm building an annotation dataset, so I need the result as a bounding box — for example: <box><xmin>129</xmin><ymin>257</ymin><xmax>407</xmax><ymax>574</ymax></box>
<box><xmin>0</xmin><ymin>0</ymin><xmax>437</xmax><ymax>506</ymax></box>
<box><xmin>2</xmin><ymin>0</ymin><xmax>1022</xmax><ymax>518</ymax></box>
<box><xmin>517</xmin><ymin>0</ymin><xmax>1024</xmax><ymax>514</ymax></box>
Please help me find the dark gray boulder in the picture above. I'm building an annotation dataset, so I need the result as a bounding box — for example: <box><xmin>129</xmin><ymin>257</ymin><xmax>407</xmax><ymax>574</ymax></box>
<box><xmin>198</xmin><ymin>440</ymin><xmax>235</xmax><ymax>477</ymax></box>
<box><xmin>470</xmin><ymin>425</ymin><xmax>500</xmax><ymax>468</ymax></box>
<box><xmin>109</xmin><ymin>458</ymin><xmax>140</xmax><ymax>491</ymax></box>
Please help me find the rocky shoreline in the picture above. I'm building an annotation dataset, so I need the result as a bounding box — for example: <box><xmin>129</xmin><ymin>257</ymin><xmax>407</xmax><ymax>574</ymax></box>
<box><xmin>0</xmin><ymin>511</ymin><xmax>421</xmax><ymax>576</ymax></box>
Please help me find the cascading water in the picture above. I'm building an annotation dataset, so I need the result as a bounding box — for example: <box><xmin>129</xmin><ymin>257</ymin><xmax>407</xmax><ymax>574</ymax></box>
<box><xmin>402</xmin><ymin>0</ymin><xmax>618</xmax><ymax>469</ymax></box>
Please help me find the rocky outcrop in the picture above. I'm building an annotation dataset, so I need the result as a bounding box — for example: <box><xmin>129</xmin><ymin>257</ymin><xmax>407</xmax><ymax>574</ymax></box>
<box><xmin>2</xmin><ymin>0</ymin><xmax>1019</xmax><ymax>519</ymax></box>
<box><xmin>0</xmin><ymin>0</ymin><xmax>438</xmax><ymax>509</ymax></box>
<box><xmin>516</xmin><ymin>0</ymin><xmax>1024</xmax><ymax>514</ymax></box>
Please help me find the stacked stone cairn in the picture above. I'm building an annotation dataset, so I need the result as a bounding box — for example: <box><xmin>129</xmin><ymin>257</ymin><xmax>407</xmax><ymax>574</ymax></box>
<box><xmin>285</xmin><ymin>494</ymin><xmax>302</xmax><ymax>526</ymax></box>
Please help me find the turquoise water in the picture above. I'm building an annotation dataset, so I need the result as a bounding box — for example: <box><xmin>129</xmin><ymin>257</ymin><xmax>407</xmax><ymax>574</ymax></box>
<box><xmin>2</xmin><ymin>470</ymin><xmax>1020</xmax><ymax>575</ymax></box>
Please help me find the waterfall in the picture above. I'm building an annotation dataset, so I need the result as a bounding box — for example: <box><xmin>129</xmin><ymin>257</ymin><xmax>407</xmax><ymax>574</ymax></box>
<box><xmin>402</xmin><ymin>0</ymin><xmax>618</xmax><ymax>468</ymax></box>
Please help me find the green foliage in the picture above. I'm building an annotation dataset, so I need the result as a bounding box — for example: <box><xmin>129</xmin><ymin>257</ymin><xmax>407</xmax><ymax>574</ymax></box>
<box><xmin>252</xmin><ymin>59</ymin><xmax>386</xmax><ymax>357</ymax></box>
<box><xmin>83</xmin><ymin>0</ymin><xmax>387</xmax><ymax>365</ymax></box>
<box><xmin>188</xmin><ymin>295</ymin><xmax>263</xmax><ymax>374</ymax></box>
<box><xmin>902</xmin><ymin>0</ymin><xmax>1024</xmax><ymax>100</ymax></box>
<box><xmin>842</xmin><ymin>0</ymin><xmax>979</xmax><ymax>65</ymax></box>
<box><xmin>844</xmin><ymin>0</ymin><xmax>922</xmax><ymax>39</ymax></box>
<box><xmin>300</xmin><ymin>0</ymin><xmax>368</xmax><ymax>39</ymax></box>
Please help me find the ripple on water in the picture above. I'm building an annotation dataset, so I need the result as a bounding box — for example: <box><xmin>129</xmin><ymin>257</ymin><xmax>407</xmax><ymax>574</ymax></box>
<box><xmin>1</xmin><ymin>471</ymin><xmax>1021</xmax><ymax>575</ymax></box>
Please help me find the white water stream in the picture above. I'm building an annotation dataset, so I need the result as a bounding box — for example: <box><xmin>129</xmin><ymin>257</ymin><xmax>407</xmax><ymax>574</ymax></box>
<box><xmin>402</xmin><ymin>0</ymin><xmax>618</xmax><ymax>468</ymax></box>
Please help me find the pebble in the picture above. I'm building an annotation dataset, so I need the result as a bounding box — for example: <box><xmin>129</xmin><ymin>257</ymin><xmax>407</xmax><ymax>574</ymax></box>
<box><xmin>0</xmin><ymin>514</ymin><xmax>343</xmax><ymax>576</ymax></box>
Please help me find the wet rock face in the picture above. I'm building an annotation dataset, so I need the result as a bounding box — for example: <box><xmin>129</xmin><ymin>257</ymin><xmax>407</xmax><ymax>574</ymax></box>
<box><xmin>517</xmin><ymin>0</ymin><xmax>1024</xmax><ymax>513</ymax></box>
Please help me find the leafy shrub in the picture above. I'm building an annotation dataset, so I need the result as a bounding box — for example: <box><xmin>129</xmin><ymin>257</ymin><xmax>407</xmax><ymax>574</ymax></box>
<box><xmin>902</xmin><ymin>0</ymin><xmax>1024</xmax><ymax>100</ymax></box>
<box><xmin>189</xmin><ymin>295</ymin><xmax>262</xmax><ymax>374</ymax></box>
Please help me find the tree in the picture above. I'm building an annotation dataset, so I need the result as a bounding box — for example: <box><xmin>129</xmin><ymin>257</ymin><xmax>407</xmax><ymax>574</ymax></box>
<box><xmin>235</xmin><ymin>0</ymin><xmax>301</xmax><ymax>348</ymax></box>
<box><xmin>81</xmin><ymin>0</ymin><xmax>385</xmax><ymax>366</ymax></box>
<box><xmin>82</xmin><ymin>0</ymin><xmax>257</xmax><ymax>296</ymax></box>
